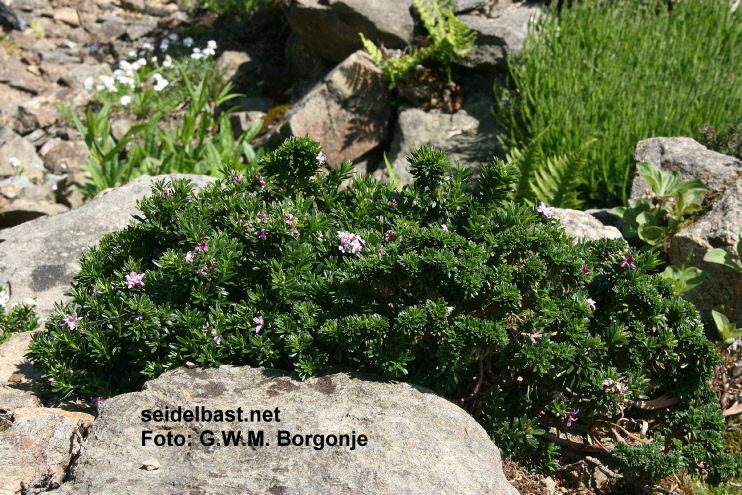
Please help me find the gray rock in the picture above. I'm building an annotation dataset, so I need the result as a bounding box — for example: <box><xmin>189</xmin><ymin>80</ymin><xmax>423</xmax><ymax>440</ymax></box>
<box><xmin>38</xmin><ymin>49</ymin><xmax>81</xmax><ymax>65</ymax></box>
<box><xmin>59</xmin><ymin>63</ymin><xmax>112</xmax><ymax>88</ymax></box>
<box><xmin>39</xmin><ymin>138</ymin><xmax>90</xmax><ymax>174</ymax></box>
<box><xmin>257</xmin><ymin>50</ymin><xmax>391</xmax><ymax>167</ymax></box>
<box><xmin>281</xmin><ymin>0</ymin><xmax>415</xmax><ymax>63</ymax></box>
<box><xmin>630</xmin><ymin>137</ymin><xmax>742</xmax><ymax>205</ymax></box>
<box><xmin>11</xmin><ymin>0</ymin><xmax>47</xmax><ymax>11</ymax></box>
<box><xmin>0</xmin><ymin>174</ymin><xmax>215</xmax><ymax>318</ymax></box>
<box><xmin>553</xmin><ymin>208</ymin><xmax>624</xmax><ymax>243</ymax></box>
<box><xmin>14</xmin><ymin>95</ymin><xmax>61</xmax><ymax>135</ymax></box>
<box><xmin>54</xmin><ymin>366</ymin><xmax>519</xmax><ymax>495</ymax></box>
<box><xmin>452</xmin><ymin>0</ymin><xmax>490</xmax><ymax>14</ymax></box>
<box><xmin>91</xmin><ymin>19</ymin><xmax>126</xmax><ymax>43</ymax></box>
<box><xmin>0</xmin><ymin>131</ymin><xmax>45</xmax><ymax>182</ymax></box>
<box><xmin>284</xmin><ymin>29</ymin><xmax>330</xmax><ymax>79</ymax></box>
<box><xmin>378</xmin><ymin>74</ymin><xmax>498</xmax><ymax>186</ymax></box>
<box><xmin>457</xmin><ymin>1</ymin><xmax>543</xmax><ymax>71</ymax></box>
<box><xmin>231</xmin><ymin>96</ymin><xmax>274</xmax><ymax>113</ymax></box>
<box><xmin>669</xmin><ymin>176</ymin><xmax>742</xmax><ymax>327</ymax></box>
<box><xmin>228</xmin><ymin>110</ymin><xmax>265</xmax><ymax>139</ymax></box>
<box><xmin>126</xmin><ymin>18</ymin><xmax>157</xmax><ymax>41</ymax></box>
<box><xmin>0</xmin><ymin>198</ymin><xmax>69</xmax><ymax>227</ymax></box>
<box><xmin>215</xmin><ymin>49</ymin><xmax>257</xmax><ymax>85</ymax></box>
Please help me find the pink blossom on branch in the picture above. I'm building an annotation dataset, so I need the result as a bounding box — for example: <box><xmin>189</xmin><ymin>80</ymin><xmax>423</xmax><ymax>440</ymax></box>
<box><xmin>125</xmin><ymin>271</ymin><xmax>145</xmax><ymax>288</ymax></box>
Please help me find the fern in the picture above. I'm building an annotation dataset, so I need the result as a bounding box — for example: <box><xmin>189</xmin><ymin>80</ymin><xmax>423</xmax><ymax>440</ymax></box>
<box><xmin>530</xmin><ymin>139</ymin><xmax>596</xmax><ymax>209</ymax></box>
<box><xmin>507</xmin><ymin>128</ymin><xmax>547</xmax><ymax>202</ymax></box>
<box><xmin>359</xmin><ymin>0</ymin><xmax>476</xmax><ymax>89</ymax></box>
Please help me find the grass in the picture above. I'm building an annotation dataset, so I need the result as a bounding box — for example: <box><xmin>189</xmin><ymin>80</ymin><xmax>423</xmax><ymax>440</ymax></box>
<box><xmin>495</xmin><ymin>0</ymin><xmax>742</xmax><ymax>207</ymax></box>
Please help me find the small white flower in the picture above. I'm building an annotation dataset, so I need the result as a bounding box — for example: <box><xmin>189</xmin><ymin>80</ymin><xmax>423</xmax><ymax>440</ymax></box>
<box><xmin>202</xmin><ymin>47</ymin><xmax>215</xmax><ymax>57</ymax></box>
<box><xmin>60</xmin><ymin>162</ymin><xmax>67</xmax><ymax>170</ymax></box>
<box><xmin>83</xmin><ymin>76</ymin><xmax>94</xmax><ymax>90</ymax></box>
<box><xmin>153</xmin><ymin>78</ymin><xmax>169</xmax><ymax>91</ymax></box>
<box><xmin>136</xmin><ymin>57</ymin><xmax>147</xmax><ymax>67</ymax></box>
<box><xmin>160</xmin><ymin>40</ymin><xmax>170</xmax><ymax>51</ymax></box>
<box><xmin>191</xmin><ymin>52</ymin><xmax>203</xmax><ymax>60</ymax></box>
<box><xmin>183</xmin><ymin>36</ymin><xmax>194</xmax><ymax>47</ymax></box>
<box><xmin>207</xmin><ymin>40</ymin><xmax>217</xmax><ymax>50</ymax></box>
<box><xmin>142</xmin><ymin>42</ymin><xmax>154</xmax><ymax>52</ymax></box>
<box><xmin>168</xmin><ymin>33</ymin><xmax>179</xmax><ymax>41</ymax></box>
<box><xmin>586</xmin><ymin>298</ymin><xmax>596</xmax><ymax>310</ymax></box>
<box><xmin>128</xmin><ymin>50</ymin><xmax>137</xmax><ymax>58</ymax></box>
<box><xmin>0</xmin><ymin>289</ymin><xmax>8</xmax><ymax>308</ymax></box>
<box><xmin>120</xmin><ymin>95</ymin><xmax>132</xmax><ymax>106</ymax></box>
<box><xmin>20</xmin><ymin>297</ymin><xmax>37</xmax><ymax>307</ymax></box>
<box><xmin>95</xmin><ymin>84</ymin><xmax>105</xmax><ymax>91</ymax></box>
<box><xmin>162</xmin><ymin>55</ymin><xmax>172</xmax><ymax>68</ymax></box>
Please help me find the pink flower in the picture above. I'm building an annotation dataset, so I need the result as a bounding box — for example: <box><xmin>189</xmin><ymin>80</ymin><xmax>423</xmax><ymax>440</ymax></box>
<box><xmin>384</xmin><ymin>230</ymin><xmax>394</xmax><ymax>242</ymax></box>
<box><xmin>62</xmin><ymin>313</ymin><xmax>82</xmax><ymax>331</ymax></box>
<box><xmin>253</xmin><ymin>316</ymin><xmax>264</xmax><ymax>333</ymax></box>
<box><xmin>8</xmin><ymin>157</ymin><xmax>21</xmax><ymax>168</ymax></box>
<box><xmin>377</xmin><ymin>248</ymin><xmax>383</xmax><ymax>255</ymax></box>
<box><xmin>441</xmin><ymin>224</ymin><xmax>449</xmax><ymax>232</ymax></box>
<box><xmin>211</xmin><ymin>327</ymin><xmax>220</xmax><ymax>345</ymax></box>
<box><xmin>537</xmin><ymin>202</ymin><xmax>554</xmax><ymax>219</ymax></box>
<box><xmin>255</xmin><ymin>175</ymin><xmax>265</xmax><ymax>191</ymax></box>
<box><xmin>602</xmin><ymin>379</ymin><xmax>615</xmax><ymax>387</ymax></box>
<box><xmin>234</xmin><ymin>174</ymin><xmax>242</xmax><ymax>183</ymax></box>
<box><xmin>125</xmin><ymin>272</ymin><xmax>145</xmax><ymax>288</ymax></box>
<box><xmin>160</xmin><ymin>186</ymin><xmax>174</xmax><ymax>197</ymax></box>
<box><xmin>255</xmin><ymin>228</ymin><xmax>267</xmax><ymax>240</ymax></box>
<box><xmin>566</xmin><ymin>409</ymin><xmax>579</xmax><ymax>427</ymax></box>
<box><xmin>92</xmin><ymin>397</ymin><xmax>106</xmax><ymax>409</ymax></box>
<box><xmin>185</xmin><ymin>251</ymin><xmax>194</xmax><ymax>262</ymax></box>
<box><xmin>289</xmin><ymin>228</ymin><xmax>299</xmax><ymax>237</ymax></box>
<box><xmin>256</xmin><ymin>211</ymin><xmax>267</xmax><ymax>223</ymax></box>
<box><xmin>316</xmin><ymin>151</ymin><xmax>326</xmax><ymax>165</ymax></box>
<box><xmin>586</xmin><ymin>298</ymin><xmax>596</xmax><ymax>310</ymax></box>
<box><xmin>283</xmin><ymin>210</ymin><xmax>296</xmax><ymax>224</ymax></box>
<box><xmin>337</xmin><ymin>231</ymin><xmax>365</xmax><ymax>253</ymax></box>
<box><xmin>389</xmin><ymin>199</ymin><xmax>397</xmax><ymax>207</ymax></box>
<box><xmin>446</xmin><ymin>306</ymin><xmax>454</xmax><ymax>315</ymax></box>
<box><xmin>194</xmin><ymin>241</ymin><xmax>208</xmax><ymax>253</ymax></box>
<box><xmin>581</xmin><ymin>265</ymin><xmax>590</xmax><ymax>274</ymax></box>
<box><xmin>620</xmin><ymin>253</ymin><xmax>636</xmax><ymax>269</ymax></box>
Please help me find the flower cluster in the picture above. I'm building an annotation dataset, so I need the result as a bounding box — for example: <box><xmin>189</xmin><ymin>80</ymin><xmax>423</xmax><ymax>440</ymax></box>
<box><xmin>337</xmin><ymin>231</ymin><xmax>365</xmax><ymax>254</ymax></box>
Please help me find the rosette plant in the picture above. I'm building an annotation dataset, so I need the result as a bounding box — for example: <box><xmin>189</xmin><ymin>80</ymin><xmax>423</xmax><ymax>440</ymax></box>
<box><xmin>28</xmin><ymin>136</ymin><xmax>739</xmax><ymax>480</ymax></box>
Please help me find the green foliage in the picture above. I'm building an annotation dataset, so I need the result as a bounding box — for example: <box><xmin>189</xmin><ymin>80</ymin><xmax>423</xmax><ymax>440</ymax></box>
<box><xmin>360</xmin><ymin>0</ymin><xmax>476</xmax><ymax>89</ymax></box>
<box><xmin>660</xmin><ymin>256</ymin><xmax>705</xmax><ymax>301</ymax></box>
<box><xmin>27</xmin><ymin>137</ymin><xmax>733</xmax><ymax>480</ymax></box>
<box><xmin>186</xmin><ymin>0</ymin><xmax>272</xmax><ymax>18</ymax></box>
<box><xmin>0</xmin><ymin>287</ymin><xmax>40</xmax><ymax>345</ymax></box>
<box><xmin>609</xmin><ymin>161</ymin><xmax>706</xmax><ymax>250</ymax></box>
<box><xmin>695</xmin><ymin>117</ymin><xmax>742</xmax><ymax>161</ymax></box>
<box><xmin>704</xmin><ymin>226</ymin><xmax>742</xmax><ymax>343</ymax></box>
<box><xmin>495</xmin><ymin>0</ymin><xmax>742</xmax><ymax>206</ymax></box>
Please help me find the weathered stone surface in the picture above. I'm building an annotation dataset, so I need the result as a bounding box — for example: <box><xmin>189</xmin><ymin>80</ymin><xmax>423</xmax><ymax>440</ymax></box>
<box><xmin>38</xmin><ymin>49</ymin><xmax>81</xmax><ymax>65</ymax></box>
<box><xmin>284</xmin><ymin>29</ymin><xmax>329</xmax><ymax>79</ymax></box>
<box><xmin>452</xmin><ymin>0</ymin><xmax>490</xmax><ymax>13</ymax></box>
<box><xmin>13</xmin><ymin>407</ymin><xmax>95</xmax><ymax>429</ymax></box>
<box><xmin>14</xmin><ymin>95</ymin><xmax>61</xmax><ymax>135</ymax></box>
<box><xmin>0</xmin><ymin>383</ymin><xmax>42</xmax><ymax>412</ymax></box>
<box><xmin>0</xmin><ymin>410</ymin><xmax>80</xmax><ymax>493</ymax></box>
<box><xmin>630</xmin><ymin>137</ymin><xmax>742</xmax><ymax>205</ymax></box>
<box><xmin>91</xmin><ymin>19</ymin><xmax>126</xmax><ymax>43</ymax></box>
<box><xmin>53</xmin><ymin>7</ymin><xmax>81</xmax><ymax>26</ymax></box>
<box><xmin>553</xmin><ymin>208</ymin><xmax>624</xmax><ymax>243</ymax></box>
<box><xmin>215</xmin><ymin>49</ymin><xmax>256</xmax><ymax>85</ymax></box>
<box><xmin>0</xmin><ymin>330</ymin><xmax>41</xmax><ymax>385</ymax></box>
<box><xmin>0</xmin><ymin>55</ymin><xmax>52</xmax><ymax>95</ymax></box>
<box><xmin>0</xmin><ymin>131</ymin><xmax>45</xmax><ymax>181</ymax></box>
<box><xmin>457</xmin><ymin>1</ymin><xmax>543</xmax><ymax>71</ymax></box>
<box><xmin>281</xmin><ymin>0</ymin><xmax>415</xmax><ymax>63</ymax></box>
<box><xmin>669</xmin><ymin>176</ymin><xmax>742</xmax><ymax>327</ymax></box>
<box><xmin>0</xmin><ymin>198</ymin><xmax>69</xmax><ymax>227</ymax></box>
<box><xmin>54</xmin><ymin>366</ymin><xmax>519</xmax><ymax>495</ymax></box>
<box><xmin>378</xmin><ymin>74</ymin><xmax>498</xmax><ymax>186</ymax></box>
<box><xmin>0</xmin><ymin>174</ymin><xmax>215</xmax><ymax>318</ymax></box>
<box><xmin>59</xmin><ymin>63</ymin><xmax>112</xmax><ymax>88</ymax></box>
<box><xmin>126</xmin><ymin>17</ymin><xmax>157</xmax><ymax>40</ymax></box>
<box><xmin>39</xmin><ymin>138</ymin><xmax>90</xmax><ymax>173</ymax></box>
<box><xmin>257</xmin><ymin>50</ymin><xmax>391</xmax><ymax>166</ymax></box>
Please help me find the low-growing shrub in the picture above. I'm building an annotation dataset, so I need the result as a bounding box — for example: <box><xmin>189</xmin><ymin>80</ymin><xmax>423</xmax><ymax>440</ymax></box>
<box><xmin>27</xmin><ymin>137</ymin><xmax>738</xmax><ymax>480</ymax></box>
<box><xmin>0</xmin><ymin>287</ymin><xmax>39</xmax><ymax>345</ymax></box>
<box><xmin>496</xmin><ymin>0</ymin><xmax>742</xmax><ymax>207</ymax></box>
<box><xmin>695</xmin><ymin>118</ymin><xmax>742</xmax><ymax>161</ymax></box>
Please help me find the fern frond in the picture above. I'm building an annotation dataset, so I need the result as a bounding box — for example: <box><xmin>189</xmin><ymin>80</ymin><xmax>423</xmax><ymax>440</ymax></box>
<box><xmin>446</xmin><ymin>11</ymin><xmax>476</xmax><ymax>59</ymax></box>
<box><xmin>530</xmin><ymin>139</ymin><xmax>596</xmax><ymax>209</ymax></box>
<box><xmin>359</xmin><ymin>33</ymin><xmax>384</xmax><ymax>67</ymax></box>
<box><xmin>508</xmin><ymin>128</ymin><xmax>548</xmax><ymax>203</ymax></box>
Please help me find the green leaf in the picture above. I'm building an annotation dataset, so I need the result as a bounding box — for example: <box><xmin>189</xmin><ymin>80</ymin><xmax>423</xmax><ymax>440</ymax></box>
<box><xmin>703</xmin><ymin>248</ymin><xmax>742</xmax><ymax>273</ymax></box>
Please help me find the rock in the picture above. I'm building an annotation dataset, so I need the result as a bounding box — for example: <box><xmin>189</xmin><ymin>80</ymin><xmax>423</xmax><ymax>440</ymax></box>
<box><xmin>59</xmin><ymin>63</ymin><xmax>112</xmax><ymax>88</ymax></box>
<box><xmin>0</xmin><ymin>410</ymin><xmax>81</xmax><ymax>493</ymax></box>
<box><xmin>457</xmin><ymin>1</ymin><xmax>543</xmax><ymax>71</ymax></box>
<box><xmin>11</xmin><ymin>0</ymin><xmax>47</xmax><ymax>11</ymax></box>
<box><xmin>669</xmin><ymin>176</ymin><xmax>742</xmax><ymax>327</ymax></box>
<box><xmin>18</xmin><ymin>183</ymin><xmax>56</xmax><ymax>203</ymax></box>
<box><xmin>53</xmin><ymin>7</ymin><xmax>81</xmax><ymax>27</ymax></box>
<box><xmin>126</xmin><ymin>17</ymin><xmax>157</xmax><ymax>40</ymax></box>
<box><xmin>0</xmin><ymin>330</ymin><xmax>41</xmax><ymax>385</ymax></box>
<box><xmin>0</xmin><ymin>54</ymin><xmax>52</xmax><ymax>95</ymax></box>
<box><xmin>14</xmin><ymin>95</ymin><xmax>61</xmax><ymax>135</ymax></box>
<box><xmin>378</xmin><ymin>74</ymin><xmax>498</xmax><ymax>185</ymax></box>
<box><xmin>281</xmin><ymin>0</ymin><xmax>415</xmax><ymax>63</ymax></box>
<box><xmin>110</xmin><ymin>117</ymin><xmax>133</xmax><ymax>141</ymax></box>
<box><xmin>0</xmin><ymin>383</ymin><xmax>42</xmax><ymax>412</ymax></box>
<box><xmin>228</xmin><ymin>110</ymin><xmax>265</xmax><ymax>139</ymax></box>
<box><xmin>38</xmin><ymin>49</ymin><xmax>81</xmax><ymax>65</ymax></box>
<box><xmin>120</xmin><ymin>0</ymin><xmax>145</xmax><ymax>11</ymax></box>
<box><xmin>68</xmin><ymin>26</ymin><xmax>92</xmax><ymax>45</ymax></box>
<box><xmin>629</xmin><ymin>137</ymin><xmax>742</xmax><ymax>205</ymax></box>
<box><xmin>91</xmin><ymin>19</ymin><xmax>126</xmax><ymax>43</ymax></box>
<box><xmin>231</xmin><ymin>96</ymin><xmax>274</xmax><ymax>113</ymax></box>
<box><xmin>0</xmin><ymin>174</ymin><xmax>215</xmax><ymax>318</ymax></box>
<box><xmin>13</xmin><ymin>407</ymin><xmax>95</xmax><ymax>429</ymax></box>
<box><xmin>215</xmin><ymin>49</ymin><xmax>257</xmax><ymax>85</ymax></box>
<box><xmin>0</xmin><ymin>131</ymin><xmax>45</xmax><ymax>181</ymax></box>
<box><xmin>54</xmin><ymin>366</ymin><xmax>519</xmax><ymax>494</ymax></box>
<box><xmin>257</xmin><ymin>50</ymin><xmax>391</xmax><ymax>167</ymax></box>
<box><xmin>553</xmin><ymin>208</ymin><xmax>624</xmax><ymax>243</ymax></box>
<box><xmin>452</xmin><ymin>0</ymin><xmax>490</xmax><ymax>13</ymax></box>
<box><xmin>39</xmin><ymin>138</ymin><xmax>90</xmax><ymax>173</ymax></box>
<box><xmin>58</xmin><ymin>170</ymin><xmax>90</xmax><ymax>208</ymax></box>
<box><xmin>284</xmin><ymin>29</ymin><xmax>329</xmax><ymax>79</ymax></box>
<box><xmin>0</xmin><ymin>198</ymin><xmax>69</xmax><ymax>227</ymax></box>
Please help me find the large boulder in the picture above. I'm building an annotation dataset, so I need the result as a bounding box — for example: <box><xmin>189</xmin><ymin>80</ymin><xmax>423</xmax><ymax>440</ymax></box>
<box><xmin>629</xmin><ymin>137</ymin><xmax>742</xmax><ymax>206</ymax></box>
<box><xmin>281</xmin><ymin>0</ymin><xmax>415</xmax><ymax>63</ymax></box>
<box><xmin>0</xmin><ymin>174</ymin><xmax>215</xmax><ymax>319</ymax></box>
<box><xmin>553</xmin><ymin>208</ymin><xmax>624</xmax><ymax>243</ymax></box>
<box><xmin>53</xmin><ymin>366</ymin><xmax>520</xmax><ymax>494</ymax></box>
<box><xmin>669</xmin><ymin>176</ymin><xmax>742</xmax><ymax>327</ymax></box>
<box><xmin>256</xmin><ymin>50</ymin><xmax>391</xmax><ymax>167</ymax></box>
<box><xmin>456</xmin><ymin>1</ymin><xmax>543</xmax><ymax>72</ymax></box>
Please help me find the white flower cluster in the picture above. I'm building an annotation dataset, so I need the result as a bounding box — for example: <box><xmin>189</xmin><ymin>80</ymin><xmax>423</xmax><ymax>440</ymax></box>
<box><xmin>0</xmin><ymin>289</ymin><xmax>8</xmax><ymax>308</ymax></box>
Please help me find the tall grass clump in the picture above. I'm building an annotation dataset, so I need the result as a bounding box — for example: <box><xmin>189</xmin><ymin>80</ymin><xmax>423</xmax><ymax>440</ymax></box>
<box><xmin>496</xmin><ymin>0</ymin><xmax>742</xmax><ymax>207</ymax></box>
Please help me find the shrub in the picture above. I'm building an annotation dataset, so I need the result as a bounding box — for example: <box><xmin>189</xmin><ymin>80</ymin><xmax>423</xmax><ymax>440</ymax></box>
<box><xmin>27</xmin><ymin>137</ymin><xmax>736</xmax><ymax>480</ymax></box>
<box><xmin>496</xmin><ymin>0</ymin><xmax>742</xmax><ymax>207</ymax></box>
<box><xmin>695</xmin><ymin>117</ymin><xmax>742</xmax><ymax>161</ymax></box>
<box><xmin>0</xmin><ymin>287</ymin><xmax>39</xmax><ymax>345</ymax></box>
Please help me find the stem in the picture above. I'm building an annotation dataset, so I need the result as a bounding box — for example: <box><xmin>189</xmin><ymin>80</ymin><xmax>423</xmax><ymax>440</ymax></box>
<box><xmin>729</xmin><ymin>282</ymin><xmax>741</xmax><ymax>320</ymax></box>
